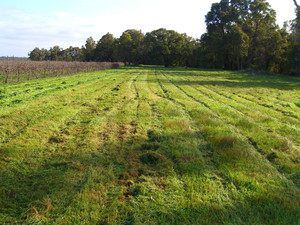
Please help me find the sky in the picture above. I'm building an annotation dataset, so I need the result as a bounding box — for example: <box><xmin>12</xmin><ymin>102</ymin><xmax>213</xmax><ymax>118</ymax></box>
<box><xmin>0</xmin><ymin>0</ymin><xmax>297</xmax><ymax>57</ymax></box>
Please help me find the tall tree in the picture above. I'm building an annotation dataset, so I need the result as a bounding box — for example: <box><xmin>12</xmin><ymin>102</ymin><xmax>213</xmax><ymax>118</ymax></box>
<box><xmin>201</xmin><ymin>0</ymin><xmax>284</xmax><ymax>71</ymax></box>
<box><xmin>95</xmin><ymin>33</ymin><xmax>117</xmax><ymax>62</ymax></box>
<box><xmin>145</xmin><ymin>28</ymin><xmax>193</xmax><ymax>67</ymax></box>
<box><xmin>49</xmin><ymin>46</ymin><xmax>63</xmax><ymax>61</ymax></box>
<box><xmin>144</xmin><ymin>29</ymin><xmax>169</xmax><ymax>65</ymax></box>
<box><xmin>118</xmin><ymin>32</ymin><xmax>133</xmax><ymax>64</ymax></box>
<box><xmin>28</xmin><ymin>48</ymin><xmax>49</xmax><ymax>61</ymax></box>
<box><xmin>226</xmin><ymin>24</ymin><xmax>249</xmax><ymax>70</ymax></box>
<box><xmin>289</xmin><ymin>0</ymin><xmax>300</xmax><ymax>74</ymax></box>
<box><xmin>123</xmin><ymin>29</ymin><xmax>145</xmax><ymax>64</ymax></box>
<box><xmin>82</xmin><ymin>37</ymin><xmax>96</xmax><ymax>62</ymax></box>
<box><xmin>246</xmin><ymin>0</ymin><xmax>277</xmax><ymax>69</ymax></box>
<box><xmin>203</xmin><ymin>0</ymin><xmax>246</xmax><ymax>69</ymax></box>
<box><xmin>63</xmin><ymin>46</ymin><xmax>83</xmax><ymax>61</ymax></box>
<box><xmin>293</xmin><ymin>0</ymin><xmax>299</xmax><ymax>42</ymax></box>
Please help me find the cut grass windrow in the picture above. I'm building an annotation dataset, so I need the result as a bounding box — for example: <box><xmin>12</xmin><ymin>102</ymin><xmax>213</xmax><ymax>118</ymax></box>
<box><xmin>0</xmin><ymin>70</ymin><xmax>128</xmax><ymax>148</ymax></box>
<box><xmin>0</xmin><ymin>66</ymin><xmax>299</xmax><ymax>224</ymax></box>
<box><xmin>160</xmin><ymin>70</ymin><xmax>299</xmax><ymax>186</ymax></box>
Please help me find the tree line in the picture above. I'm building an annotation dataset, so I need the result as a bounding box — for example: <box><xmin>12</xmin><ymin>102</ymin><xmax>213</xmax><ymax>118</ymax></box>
<box><xmin>29</xmin><ymin>0</ymin><xmax>300</xmax><ymax>75</ymax></box>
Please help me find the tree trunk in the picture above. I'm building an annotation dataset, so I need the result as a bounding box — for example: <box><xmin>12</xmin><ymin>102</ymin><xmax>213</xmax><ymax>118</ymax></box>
<box><xmin>293</xmin><ymin>0</ymin><xmax>299</xmax><ymax>43</ymax></box>
<box><xmin>293</xmin><ymin>0</ymin><xmax>300</xmax><ymax>75</ymax></box>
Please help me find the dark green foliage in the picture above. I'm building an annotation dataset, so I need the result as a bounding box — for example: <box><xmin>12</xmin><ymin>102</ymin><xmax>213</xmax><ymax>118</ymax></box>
<box><xmin>201</xmin><ymin>0</ymin><xmax>281</xmax><ymax>71</ymax></box>
<box><xmin>27</xmin><ymin>0</ymin><xmax>300</xmax><ymax>76</ymax></box>
<box><xmin>82</xmin><ymin>37</ymin><xmax>96</xmax><ymax>62</ymax></box>
<box><xmin>94</xmin><ymin>33</ymin><xmax>117</xmax><ymax>62</ymax></box>
<box><xmin>144</xmin><ymin>28</ymin><xmax>193</xmax><ymax>67</ymax></box>
<box><xmin>29</xmin><ymin>46</ymin><xmax>83</xmax><ymax>61</ymax></box>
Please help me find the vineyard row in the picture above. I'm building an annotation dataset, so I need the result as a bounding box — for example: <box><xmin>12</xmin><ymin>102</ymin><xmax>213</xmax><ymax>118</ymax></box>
<box><xmin>0</xmin><ymin>61</ymin><xmax>123</xmax><ymax>83</ymax></box>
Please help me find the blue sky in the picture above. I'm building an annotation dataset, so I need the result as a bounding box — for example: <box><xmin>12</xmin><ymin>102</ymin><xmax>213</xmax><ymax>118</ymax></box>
<box><xmin>0</xmin><ymin>0</ymin><xmax>297</xmax><ymax>57</ymax></box>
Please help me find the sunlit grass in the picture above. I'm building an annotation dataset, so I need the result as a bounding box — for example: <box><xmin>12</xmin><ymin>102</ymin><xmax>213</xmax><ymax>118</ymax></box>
<box><xmin>0</xmin><ymin>66</ymin><xmax>299</xmax><ymax>224</ymax></box>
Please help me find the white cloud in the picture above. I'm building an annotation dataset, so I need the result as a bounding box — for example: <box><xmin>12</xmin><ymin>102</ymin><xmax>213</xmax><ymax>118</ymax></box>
<box><xmin>0</xmin><ymin>0</ymin><xmax>297</xmax><ymax>57</ymax></box>
<box><xmin>0</xmin><ymin>8</ymin><xmax>89</xmax><ymax>56</ymax></box>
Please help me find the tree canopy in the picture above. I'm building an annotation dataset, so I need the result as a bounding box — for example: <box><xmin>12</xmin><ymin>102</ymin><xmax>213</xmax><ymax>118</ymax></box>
<box><xmin>29</xmin><ymin>0</ymin><xmax>300</xmax><ymax>75</ymax></box>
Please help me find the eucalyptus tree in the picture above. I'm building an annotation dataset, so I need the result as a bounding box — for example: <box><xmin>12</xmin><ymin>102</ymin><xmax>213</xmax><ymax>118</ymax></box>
<box><xmin>293</xmin><ymin>0</ymin><xmax>299</xmax><ymax>42</ymax></box>
<box><xmin>63</xmin><ymin>47</ymin><xmax>83</xmax><ymax>61</ymax></box>
<box><xmin>292</xmin><ymin>0</ymin><xmax>300</xmax><ymax>74</ymax></box>
<box><xmin>122</xmin><ymin>29</ymin><xmax>145</xmax><ymax>64</ymax></box>
<box><xmin>201</xmin><ymin>0</ymin><xmax>286</xmax><ymax>72</ymax></box>
<box><xmin>82</xmin><ymin>37</ymin><xmax>96</xmax><ymax>62</ymax></box>
<box><xmin>49</xmin><ymin>46</ymin><xmax>63</xmax><ymax>61</ymax></box>
<box><xmin>144</xmin><ymin>28</ymin><xmax>193</xmax><ymax>67</ymax></box>
<box><xmin>95</xmin><ymin>33</ymin><xmax>117</xmax><ymax>62</ymax></box>
<box><xmin>118</xmin><ymin>32</ymin><xmax>134</xmax><ymax>64</ymax></box>
<box><xmin>28</xmin><ymin>48</ymin><xmax>49</xmax><ymax>61</ymax></box>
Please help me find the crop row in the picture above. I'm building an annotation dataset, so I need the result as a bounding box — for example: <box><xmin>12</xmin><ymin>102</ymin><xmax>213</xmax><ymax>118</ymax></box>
<box><xmin>0</xmin><ymin>60</ymin><xmax>123</xmax><ymax>83</ymax></box>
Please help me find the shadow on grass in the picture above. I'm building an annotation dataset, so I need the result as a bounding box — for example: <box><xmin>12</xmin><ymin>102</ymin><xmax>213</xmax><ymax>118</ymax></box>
<box><xmin>0</xmin><ymin>155</ymin><xmax>89</xmax><ymax>222</ymax></box>
<box><xmin>119</xmin><ymin>130</ymin><xmax>300</xmax><ymax>224</ymax></box>
<box><xmin>154</xmin><ymin>78</ymin><xmax>300</xmax><ymax>90</ymax></box>
<box><xmin>158</xmin><ymin>196</ymin><xmax>300</xmax><ymax>225</ymax></box>
<box><xmin>0</xmin><ymin>128</ymin><xmax>299</xmax><ymax>224</ymax></box>
<box><xmin>117</xmin><ymin>65</ymin><xmax>300</xmax><ymax>90</ymax></box>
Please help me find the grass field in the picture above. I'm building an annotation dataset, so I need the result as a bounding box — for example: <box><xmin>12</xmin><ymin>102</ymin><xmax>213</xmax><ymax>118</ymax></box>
<box><xmin>0</xmin><ymin>66</ymin><xmax>299</xmax><ymax>224</ymax></box>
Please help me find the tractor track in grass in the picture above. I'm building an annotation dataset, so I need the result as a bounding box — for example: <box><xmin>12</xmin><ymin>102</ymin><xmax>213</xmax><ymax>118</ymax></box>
<box><xmin>205</xmin><ymin>80</ymin><xmax>300</xmax><ymax>121</ymax></box>
<box><xmin>0</xmin><ymin>71</ymin><xmax>132</xmax><ymax>164</ymax></box>
<box><xmin>235</xmin><ymin>89</ymin><xmax>300</xmax><ymax>118</ymax></box>
<box><xmin>154</xmin><ymin>71</ymin><xmax>196</xmax><ymax>119</ymax></box>
<box><xmin>158</xmin><ymin>71</ymin><xmax>220</xmax><ymax>120</ymax></box>
<box><xmin>150</xmin><ymin>71</ymin><xmax>221</xmax><ymax>172</ymax></box>
<box><xmin>0</xmin><ymin>71</ymin><xmax>130</xmax><ymax>151</ymax></box>
<box><xmin>133</xmin><ymin>71</ymin><xmax>155</xmax><ymax>128</ymax></box>
<box><xmin>154</xmin><ymin>71</ymin><xmax>231</xmax><ymax>171</ymax></box>
<box><xmin>166</xmin><ymin>71</ymin><xmax>300</xmax><ymax>125</ymax></box>
<box><xmin>128</xmin><ymin>70</ymin><xmax>164</xmax><ymax>134</ymax></box>
<box><xmin>162</xmin><ymin>71</ymin><xmax>299</xmax><ymax>141</ymax></box>
<box><xmin>0</xmin><ymin>67</ymin><xmax>299</xmax><ymax>224</ymax></box>
<box><xmin>163</xmin><ymin>72</ymin><xmax>300</xmax><ymax>146</ymax></box>
<box><xmin>205</xmin><ymin>81</ymin><xmax>300</xmax><ymax>123</ymax></box>
<box><xmin>114</xmin><ymin>75</ymin><xmax>141</xmax><ymax>143</ymax></box>
<box><xmin>168</xmin><ymin>70</ymin><xmax>300</xmax><ymax>121</ymax></box>
<box><xmin>53</xmin><ymin>73</ymin><xmax>136</xmax><ymax>146</ymax></box>
<box><xmin>0</xmin><ymin>72</ymin><xmax>137</xmax><ymax>221</ymax></box>
<box><xmin>54</xmin><ymin>74</ymin><xmax>140</xmax><ymax>211</ymax></box>
<box><xmin>143</xmin><ymin>71</ymin><xmax>163</xmax><ymax>129</ymax></box>
<box><xmin>132</xmin><ymin>74</ymin><xmax>141</xmax><ymax>121</ymax></box>
<box><xmin>83</xmin><ymin>74</ymin><xmax>138</xmax><ymax>146</ymax></box>
<box><xmin>165</xmin><ymin>71</ymin><xmax>299</xmax><ymax>187</ymax></box>
<box><xmin>186</xmin><ymin>77</ymin><xmax>300</xmax><ymax>151</ymax></box>
<box><xmin>158</xmin><ymin>71</ymin><xmax>298</xmax><ymax>186</ymax></box>
<box><xmin>0</xmin><ymin>70</ymin><xmax>123</xmax><ymax>109</ymax></box>
<box><xmin>117</xmin><ymin>70</ymin><xmax>163</xmax><ymax>140</ymax></box>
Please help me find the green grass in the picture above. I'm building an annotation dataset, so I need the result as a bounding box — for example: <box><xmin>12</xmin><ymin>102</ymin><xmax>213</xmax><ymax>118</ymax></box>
<box><xmin>0</xmin><ymin>66</ymin><xmax>299</xmax><ymax>224</ymax></box>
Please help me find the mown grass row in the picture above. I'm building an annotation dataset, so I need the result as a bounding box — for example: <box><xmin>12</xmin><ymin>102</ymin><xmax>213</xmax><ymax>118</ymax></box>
<box><xmin>161</xmin><ymin>68</ymin><xmax>299</xmax><ymax>185</ymax></box>
<box><xmin>0</xmin><ymin>66</ymin><xmax>299</xmax><ymax>224</ymax></box>
<box><xmin>0</xmin><ymin>69</ymin><xmax>134</xmax><ymax>223</ymax></box>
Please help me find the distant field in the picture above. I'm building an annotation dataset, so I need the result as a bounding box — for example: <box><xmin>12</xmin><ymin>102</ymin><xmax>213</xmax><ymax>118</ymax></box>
<box><xmin>0</xmin><ymin>66</ymin><xmax>299</xmax><ymax>224</ymax></box>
